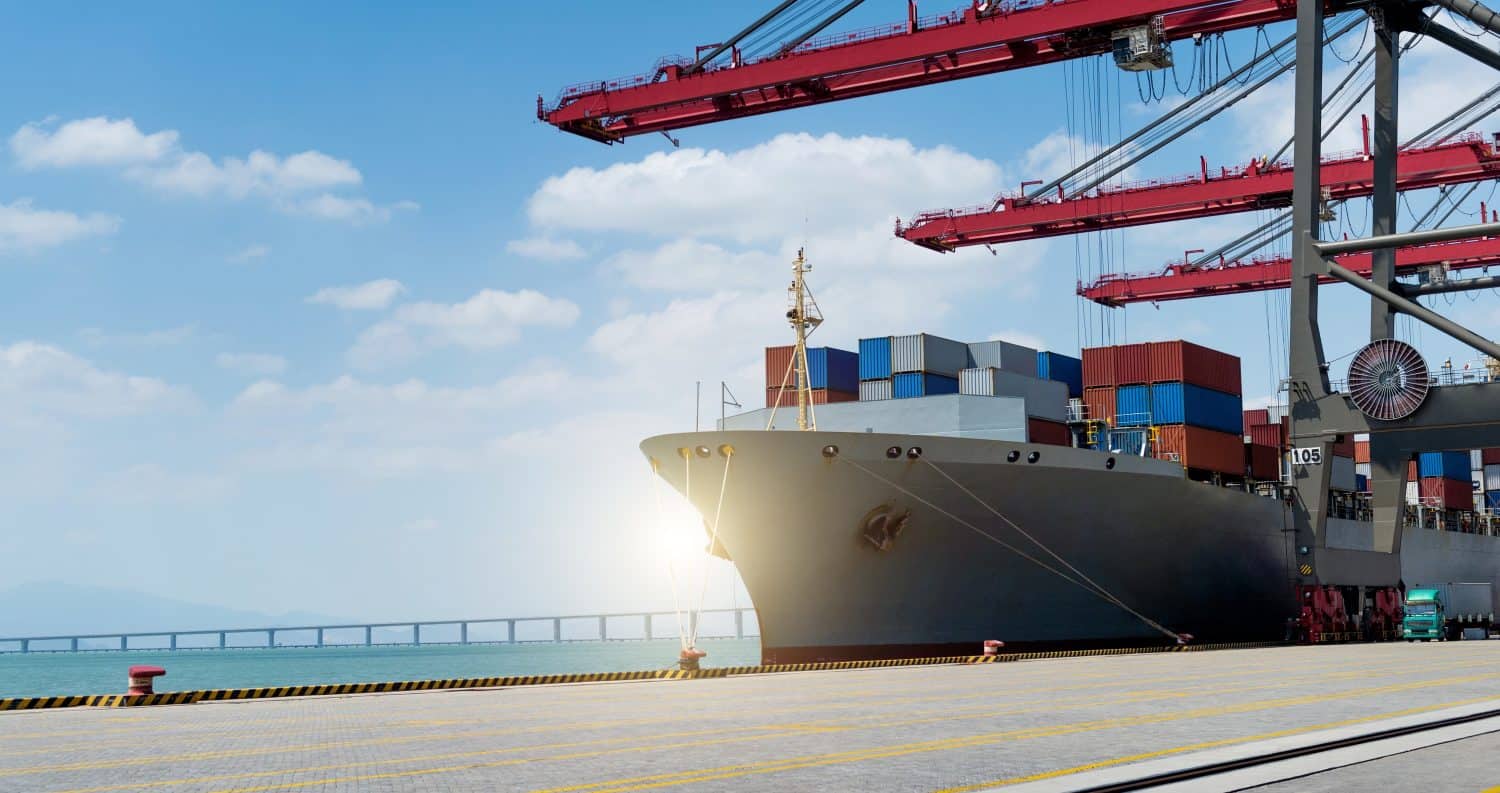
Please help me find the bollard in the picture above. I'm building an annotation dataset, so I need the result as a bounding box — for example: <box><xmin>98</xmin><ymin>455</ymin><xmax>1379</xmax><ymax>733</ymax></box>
<box><xmin>678</xmin><ymin>647</ymin><xmax>707</xmax><ymax>671</ymax></box>
<box><xmin>127</xmin><ymin>665</ymin><xmax>166</xmax><ymax>696</ymax></box>
<box><xmin>982</xmin><ymin>640</ymin><xmax>1004</xmax><ymax>657</ymax></box>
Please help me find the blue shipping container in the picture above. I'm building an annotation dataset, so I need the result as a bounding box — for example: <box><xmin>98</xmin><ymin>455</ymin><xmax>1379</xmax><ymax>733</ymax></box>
<box><xmin>1149</xmin><ymin>382</ymin><xmax>1243</xmax><ymax>435</ymax></box>
<box><xmin>1418</xmin><ymin>451</ymin><xmax>1470</xmax><ymax>481</ymax></box>
<box><xmin>1037</xmin><ymin>351</ymin><xmax>1084</xmax><ymax>398</ymax></box>
<box><xmin>801</xmin><ymin>347</ymin><xmax>859</xmax><ymax>393</ymax></box>
<box><xmin>1356</xmin><ymin>473</ymin><xmax>1369</xmax><ymax>492</ymax></box>
<box><xmin>893</xmin><ymin>372</ymin><xmax>959</xmax><ymax>399</ymax></box>
<box><xmin>1115</xmin><ymin>385</ymin><xmax>1152</xmax><ymax>426</ymax></box>
<box><xmin>859</xmin><ymin>337</ymin><xmax>892</xmax><ymax>381</ymax></box>
<box><xmin>1487</xmin><ymin>491</ymin><xmax>1500</xmax><ymax>510</ymax></box>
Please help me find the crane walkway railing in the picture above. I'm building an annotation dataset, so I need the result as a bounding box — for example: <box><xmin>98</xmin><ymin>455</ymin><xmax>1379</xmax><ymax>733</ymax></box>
<box><xmin>0</xmin><ymin>608</ymin><xmax>759</xmax><ymax>654</ymax></box>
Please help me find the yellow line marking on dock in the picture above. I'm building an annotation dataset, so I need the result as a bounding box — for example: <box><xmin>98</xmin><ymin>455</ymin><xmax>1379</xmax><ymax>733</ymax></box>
<box><xmin>931</xmin><ymin>695</ymin><xmax>1500</xmax><ymax>791</ymax></box>
<box><xmin>522</xmin><ymin>674</ymin><xmax>1500</xmax><ymax>792</ymax></box>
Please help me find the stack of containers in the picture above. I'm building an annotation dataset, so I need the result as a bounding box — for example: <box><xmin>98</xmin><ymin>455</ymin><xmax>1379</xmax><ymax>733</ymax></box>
<box><xmin>1485</xmin><ymin>448</ymin><xmax>1500</xmax><ymax>511</ymax></box>
<box><xmin>890</xmin><ymin>333</ymin><xmax>965</xmax><ymax>399</ymax></box>
<box><xmin>1241</xmin><ymin>409</ymin><xmax>1280</xmax><ymax>481</ymax></box>
<box><xmin>1083</xmin><ymin>341</ymin><xmax>1245</xmax><ymax>475</ymax></box>
<box><xmin>1354</xmin><ymin>435</ymin><xmax>1371</xmax><ymax>493</ymax></box>
<box><xmin>1416</xmin><ymin>451</ymin><xmax>1473</xmax><ymax>510</ymax></box>
<box><xmin>858</xmin><ymin>336</ymin><xmax>894</xmax><ymax>401</ymax></box>
<box><xmin>765</xmin><ymin>345</ymin><xmax>858</xmax><ymax>407</ymax></box>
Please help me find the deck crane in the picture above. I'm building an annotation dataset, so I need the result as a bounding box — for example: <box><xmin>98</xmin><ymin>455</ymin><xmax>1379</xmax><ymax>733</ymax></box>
<box><xmin>539</xmin><ymin>0</ymin><xmax>1361</xmax><ymax>143</ymax></box>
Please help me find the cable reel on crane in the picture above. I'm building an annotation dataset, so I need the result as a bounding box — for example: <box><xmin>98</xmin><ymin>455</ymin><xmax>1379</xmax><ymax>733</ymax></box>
<box><xmin>1347</xmin><ymin>338</ymin><xmax>1431</xmax><ymax>421</ymax></box>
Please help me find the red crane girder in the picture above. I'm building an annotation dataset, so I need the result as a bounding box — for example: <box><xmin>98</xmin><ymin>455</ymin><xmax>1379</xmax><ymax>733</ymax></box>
<box><xmin>898</xmin><ymin>134</ymin><xmax>1500</xmax><ymax>250</ymax></box>
<box><xmin>1079</xmin><ymin>236</ymin><xmax>1500</xmax><ymax>305</ymax></box>
<box><xmin>541</xmin><ymin>0</ymin><xmax>1355</xmax><ymax>143</ymax></box>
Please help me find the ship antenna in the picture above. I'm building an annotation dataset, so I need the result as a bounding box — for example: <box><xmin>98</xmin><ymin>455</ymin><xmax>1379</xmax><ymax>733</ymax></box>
<box><xmin>789</xmin><ymin>247</ymin><xmax>823</xmax><ymax>431</ymax></box>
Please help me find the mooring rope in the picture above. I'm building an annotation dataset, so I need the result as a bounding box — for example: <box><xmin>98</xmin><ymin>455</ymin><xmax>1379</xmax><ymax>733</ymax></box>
<box><xmin>647</xmin><ymin>459</ymin><xmax>689</xmax><ymax>652</ymax></box>
<box><xmin>916</xmin><ymin>457</ymin><xmax>1184</xmax><ymax>643</ymax></box>
<box><xmin>688</xmin><ymin>449</ymin><xmax>733</xmax><ymax>650</ymax></box>
<box><xmin>838</xmin><ymin>455</ymin><xmax>1183</xmax><ymax>644</ymax></box>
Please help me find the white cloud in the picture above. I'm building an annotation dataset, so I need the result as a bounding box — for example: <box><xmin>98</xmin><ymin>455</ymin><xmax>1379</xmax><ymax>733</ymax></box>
<box><xmin>0</xmin><ymin>341</ymin><xmax>192</xmax><ymax>418</ymax></box>
<box><xmin>10</xmin><ymin>116</ymin><xmax>178</xmax><ymax>169</ymax></box>
<box><xmin>228</xmin><ymin>244</ymin><xmax>270</xmax><ymax>263</ymax></box>
<box><xmin>506</xmin><ymin>237</ymin><xmax>587</xmax><ymax>261</ymax></box>
<box><xmin>91</xmin><ymin>463</ymin><xmax>230</xmax><ymax>505</ymax></box>
<box><xmin>601</xmin><ymin>239</ymin><xmax>778</xmax><ymax>292</ymax></box>
<box><xmin>10</xmin><ymin>116</ymin><xmax>412</xmax><ymax>225</ymax></box>
<box><xmin>306</xmin><ymin>279</ymin><xmax>406</xmax><ymax>311</ymax></box>
<box><xmin>527</xmin><ymin>132</ymin><xmax>1005</xmax><ymax>244</ymax></box>
<box><xmin>216</xmin><ymin>352</ymin><xmax>287</xmax><ymax>377</ymax></box>
<box><xmin>348</xmin><ymin>288</ymin><xmax>580</xmax><ymax>370</ymax></box>
<box><xmin>77</xmin><ymin>325</ymin><xmax>195</xmax><ymax>347</ymax></box>
<box><xmin>0</xmin><ymin>199</ymin><xmax>119</xmax><ymax>253</ymax></box>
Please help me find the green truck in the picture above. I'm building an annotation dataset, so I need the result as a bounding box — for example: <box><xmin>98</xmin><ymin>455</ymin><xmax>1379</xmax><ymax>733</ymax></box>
<box><xmin>1403</xmin><ymin>583</ymin><xmax>1495</xmax><ymax>641</ymax></box>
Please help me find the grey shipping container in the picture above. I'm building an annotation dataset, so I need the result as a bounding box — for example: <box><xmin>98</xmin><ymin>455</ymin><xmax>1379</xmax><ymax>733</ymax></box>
<box><xmin>1486</xmin><ymin>464</ymin><xmax>1500</xmax><ymax>491</ymax></box>
<box><xmin>1330</xmin><ymin>455</ymin><xmax>1357</xmax><ymax>492</ymax></box>
<box><xmin>720</xmin><ymin>394</ymin><xmax>1030</xmax><ymax>442</ymax></box>
<box><xmin>1266</xmin><ymin>404</ymin><xmax>1289</xmax><ymax>423</ymax></box>
<box><xmin>1474</xmin><ymin>449</ymin><xmax>1486</xmax><ymax>472</ymax></box>
<box><xmin>966</xmin><ymin>340</ymin><xmax>1037</xmax><ymax>377</ymax></box>
<box><xmin>859</xmin><ymin>379</ymin><xmax>893</xmax><ymax>401</ymax></box>
<box><xmin>958</xmin><ymin>367</ymin><xmax>1068</xmax><ymax>422</ymax></box>
<box><xmin>891</xmin><ymin>333</ymin><xmax>969</xmax><ymax>377</ymax></box>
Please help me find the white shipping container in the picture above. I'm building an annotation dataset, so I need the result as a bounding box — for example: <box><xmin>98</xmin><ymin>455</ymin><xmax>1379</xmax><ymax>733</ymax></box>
<box><xmin>966</xmin><ymin>340</ymin><xmax>1038</xmax><ymax>377</ymax></box>
<box><xmin>1487</xmin><ymin>464</ymin><xmax>1500</xmax><ymax>491</ymax></box>
<box><xmin>958</xmin><ymin>367</ymin><xmax>1068</xmax><ymax>422</ymax></box>
<box><xmin>1330</xmin><ymin>455</ymin><xmax>1357</xmax><ymax>492</ymax></box>
<box><xmin>859</xmin><ymin>379</ymin><xmax>893</xmax><ymax>401</ymax></box>
<box><xmin>1406</xmin><ymin>481</ymin><xmax>1419</xmax><ymax>504</ymax></box>
<box><xmin>1355</xmin><ymin>432</ymin><xmax>1370</xmax><ymax>442</ymax></box>
<box><xmin>1474</xmin><ymin>471</ymin><xmax>1486</xmax><ymax>494</ymax></box>
<box><xmin>1474</xmin><ymin>449</ymin><xmax>1486</xmax><ymax>472</ymax></box>
<box><xmin>891</xmin><ymin>333</ymin><xmax>969</xmax><ymax>376</ymax></box>
<box><xmin>1266</xmin><ymin>404</ymin><xmax>1289</xmax><ymax>423</ymax></box>
<box><xmin>1355</xmin><ymin>462</ymin><xmax>1371</xmax><ymax>479</ymax></box>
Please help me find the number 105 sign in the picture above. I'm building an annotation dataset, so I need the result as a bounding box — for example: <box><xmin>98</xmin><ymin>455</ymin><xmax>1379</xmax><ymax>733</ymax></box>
<box><xmin>1290</xmin><ymin>447</ymin><xmax>1323</xmax><ymax>466</ymax></box>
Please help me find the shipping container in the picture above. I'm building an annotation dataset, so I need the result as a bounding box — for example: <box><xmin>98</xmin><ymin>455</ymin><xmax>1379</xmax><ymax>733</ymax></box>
<box><xmin>1246</xmin><ymin>442</ymin><xmax>1280</xmax><ymax>480</ymax></box>
<box><xmin>1418</xmin><ymin>477</ymin><xmax>1473</xmax><ymax>510</ymax></box>
<box><xmin>1155</xmin><ymin>425</ymin><xmax>1245</xmax><ymax>475</ymax></box>
<box><xmin>1486</xmin><ymin>463</ymin><xmax>1500</xmax><ymax>491</ymax></box>
<box><xmin>1148</xmin><ymin>381</ymin><xmax>1244</xmax><ymax>434</ymax></box>
<box><xmin>1406</xmin><ymin>481</ymin><xmax>1419</xmax><ymax>504</ymax></box>
<box><xmin>967</xmin><ymin>339</ymin><xmax>1037</xmax><ymax>377</ymax></box>
<box><xmin>1332</xmin><ymin>435</ymin><xmax>1356</xmax><ymax>459</ymax></box>
<box><xmin>1354</xmin><ymin>440</ymin><xmax>1371</xmax><ymax>464</ymax></box>
<box><xmin>859</xmin><ymin>379</ymin><xmax>892</xmax><ymax>402</ymax></box>
<box><xmin>1473</xmin><ymin>471</ymin><xmax>1486</xmax><ymax>495</ymax></box>
<box><xmin>1147</xmin><ymin>340</ymin><xmax>1242</xmax><ymax>395</ymax></box>
<box><xmin>1027</xmin><ymin>417</ymin><xmax>1071</xmax><ymax>446</ymax></box>
<box><xmin>1409</xmin><ymin>460</ymin><xmax>1418</xmax><ymax>481</ymax></box>
<box><xmin>1113</xmin><ymin>343</ymin><xmax>1152</xmax><ymax>385</ymax></box>
<box><xmin>1115</xmin><ymin>384</ymin><xmax>1152</xmax><ymax>427</ymax></box>
<box><xmin>891</xmin><ymin>333</ymin><xmax>968</xmax><ymax>376</ymax></box>
<box><xmin>766</xmin><ymin>387</ymin><xmax>857</xmax><ymax>408</ymax></box>
<box><xmin>957</xmin><ymin>368</ymin><xmax>1069</xmax><ymax>422</ymax></box>
<box><xmin>1330</xmin><ymin>455</ymin><xmax>1357</xmax><ymax>492</ymax></box>
<box><xmin>1082</xmin><ymin>386</ymin><xmax>1116</xmax><ymax>425</ymax></box>
<box><xmin>1266</xmin><ymin>404</ymin><xmax>1289</xmax><ymax>423</ymax></box>
<box><xmin>765</xmin><ymin>345</ymin><xmax>795</xmax><ymax>390</ymax></box>
<box><xmin>1242</xmin><ymin>408</ymin><xmax>1269</xmax><ymax>432</ymax></box>
<box><xmin>1355</xmin><ymin>462</ymin><xmax>1372</xmax><ymax>479</ymax></box>
<box><xmin>858</xmin><ymin>336</ymin><xmax>893</xmax><ymax>381</ymax></box>
<box><xmin>803</xmin><ymin>347</ymin><xmax>859</xmax><ymax>393</ymax></box>
<box><xmin>1487</xmin><ymin>491</ymin><xmax>1500</xmax><ymax>510</ymax></box>
<box><xmin>892</xmin><ymin>372</ymin><xmax>960</xmax><ymax>399</ymax></box>
<box><xmin>1246</xmin><ymin>422</ymin><xmax>1286</xmax><ymax>450</ymax></box>
<box><xmin>1418</xmin><ymin>451</ymin><xmax>1470</xmax><ymax>481</ymax></box>
<box><xmin>1036</xmin><ymin>351</ymin><xmax>1084</xmax><ymax>398</ymax></box>
<box><xmin>1473</xmin><ymin>449</ymin><xmax>1486</xmax><ymax>472</ymax></box>
<box><xmin>1485</xmin><ymin>448</ymin><xmax>1500</xmax><ymax>466</ymax></box>
<box><xmin>1082</xmin><ymin>347</ymin><xmax>1115</xmax><ymax>388</ymax></box>
<box><xmin>1356</xmin><ymin>473</ymin><xmax>1369</xmax><ymax>493</ymax></box>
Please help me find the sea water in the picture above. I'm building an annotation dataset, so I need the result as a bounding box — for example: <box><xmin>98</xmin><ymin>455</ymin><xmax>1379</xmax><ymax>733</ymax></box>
<box><xmin>0</xmin><ymin>639</ymin><xmax>763</xmax><ymax>698</ymax></box>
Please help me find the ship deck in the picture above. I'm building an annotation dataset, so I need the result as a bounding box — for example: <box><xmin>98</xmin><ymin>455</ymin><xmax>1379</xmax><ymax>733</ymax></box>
<box><xmin>3</xmin><ymin>642</ymin><xmax>1499</xmax><ymax>792</ymax></box>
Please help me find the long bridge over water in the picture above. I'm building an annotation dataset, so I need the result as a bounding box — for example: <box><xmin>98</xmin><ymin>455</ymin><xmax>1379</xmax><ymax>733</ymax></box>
<box><xmin>0</xmin><ymin>607</ymin><xmax>758</xmax><ymax>654</ymax></box>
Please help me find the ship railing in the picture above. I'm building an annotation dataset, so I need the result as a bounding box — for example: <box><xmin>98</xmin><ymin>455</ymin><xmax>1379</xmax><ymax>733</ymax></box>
<box><xmin>0</xmin><ymin>607</ymin><xmax>760</xmax><ymax>655</ymax></box>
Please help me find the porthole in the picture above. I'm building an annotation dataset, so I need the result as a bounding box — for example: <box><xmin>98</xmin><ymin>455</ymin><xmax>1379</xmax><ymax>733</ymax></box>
<box><xmin>1027</xmin><ymin>451</ymin><xmax>1041</xmax><ymax>464</ymax></box>
<box><xmin>1105</xmin><ymin>457</ymin><xmax>1116</xmax><ymax>470</ymax></box>
<box><xmin>886</xmin><ymin>446</ymin><xmax>902</xmax><ymax>459</ymax></box>
<box><xmin>1006</xmin><ymin>450</ymin><xmax>1021</xmax><ymax>463</ymax></box>
<box><xmin>906</xmin><ymin>447</ymin><xmax>923</xmax><ymax>459</ymax></box>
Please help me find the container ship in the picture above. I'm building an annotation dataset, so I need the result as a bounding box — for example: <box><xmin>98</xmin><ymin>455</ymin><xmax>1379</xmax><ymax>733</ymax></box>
<box><xmin>640</xmin><ymin>255</ymin><xmax>1500</xmax><ymax>663</ymax></box>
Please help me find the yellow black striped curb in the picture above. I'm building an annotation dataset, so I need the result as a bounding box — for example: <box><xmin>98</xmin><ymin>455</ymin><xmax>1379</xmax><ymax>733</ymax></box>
<box><xmin>0</xmin><ymin>640</ymin><xmax>1282</xmax><ymax>712</ymax></box>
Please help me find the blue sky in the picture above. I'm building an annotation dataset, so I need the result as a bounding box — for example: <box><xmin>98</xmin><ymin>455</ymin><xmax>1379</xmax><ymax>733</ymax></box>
<box><xmin>3</xmin><ymin>3</ymin><xmax>1497</xmax><ymax>625</ymax></box>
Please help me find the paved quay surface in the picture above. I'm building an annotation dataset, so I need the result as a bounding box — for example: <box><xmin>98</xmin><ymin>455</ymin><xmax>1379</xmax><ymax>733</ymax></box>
<box><xmin>2</xmin><ymin>642</ymin><xmax>1498</xmax><ymax>792</ymax></box>
<box><xmin>1248</xmin><ymin>730</ymin><xmax>1500</xmax><ymax>793</ymax></box>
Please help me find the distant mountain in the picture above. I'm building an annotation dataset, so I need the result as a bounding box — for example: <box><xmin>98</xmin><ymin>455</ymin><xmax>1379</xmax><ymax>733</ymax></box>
<box><xmin>0</xmin><ymin>581</ymin><xmax>347</xmax><ymax>637</ymax></box>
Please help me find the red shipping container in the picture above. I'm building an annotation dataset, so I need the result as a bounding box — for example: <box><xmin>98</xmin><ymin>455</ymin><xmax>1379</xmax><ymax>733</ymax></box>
<box><xmin>1247</xmin><ymin>423</ymin><xmax>1285</xmax><ymax>450</ymax></box>
<box><xmin>1245</xmin><ymin>442</ymin><xmax>1280</xmax><ymax>480</ymax></box>
<box><xmin>1332</xmin><ymin>435</ymin><xmax>1356</xmax><ymax>458</ymax></box>
<box><xmin>1156</xmin><ymin>425</ymin><xmax>1245</xmax><ymax>475</ymax></box>
<box><xmin>1027</xmin><ymin>417</ymin><xmax>1071</xmax><ymax>446</ymax></box>
<box><xmin>1082</xmin><ymin>347</ymin><xmax>1115</xmax><ymax>388</ymax></box>
<box><xmin>1418</xmin><ymin>477</ymin><xmax>1472</xmax><ymax>510</ymax></box>
<box><xmin>1408</xmin><ymin>460</ymin><xmax>1418</xmax><ymax>481</ymax></box>
<box><xmin>765</xmin><ymin>346</ymin><xmax>795</xmax><ymax>390</ymax></box>
<box><xmin>766</xmin><ymin>387</ymin><xmax>856</xmax><ymax>408</ymax></box>
<box><xmin>1242</xmin><ymin>409</ymin><xmax>1269</xmax><ymax>433</ymax></box>
<box><xmin>1113</xmin><ymin>343</ymin><xmax>1152</xmax><ymax>385</ymax></box>
<box><xmin>1148</xmin><ymin>340</ymin><xmax>1243</xmax><ymax>395</ymax></box>
<box><xmin>1484</xmin><ymin>448</ymin><xmax>1500</xmax><ymax>465</ymax></box>
<box><xmin>1354</xmin><ymin>440</ymin><xmax>1371</xmax><ymax>464</ymax></box>
<box><xmin>1083</xmin><ymin>386</ymin><xmax>1116</xmax><ymax>425</ymax></box>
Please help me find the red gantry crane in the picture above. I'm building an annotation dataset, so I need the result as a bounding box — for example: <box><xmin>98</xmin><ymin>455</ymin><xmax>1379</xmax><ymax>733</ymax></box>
<box><xmin>539</xmin><ymin>0</ymin><xmax>1357</xmax><ymax>144</ymax></box>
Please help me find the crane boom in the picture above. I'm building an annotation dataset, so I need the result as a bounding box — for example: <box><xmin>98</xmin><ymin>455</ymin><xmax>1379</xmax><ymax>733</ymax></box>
<box><xmin>540</xmin><ymin>0</ymin><xmax>1359</xmax><ymax>143</ymax></box>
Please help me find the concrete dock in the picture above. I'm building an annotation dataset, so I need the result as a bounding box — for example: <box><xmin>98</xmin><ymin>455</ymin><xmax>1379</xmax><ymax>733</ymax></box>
<box><xmin>2</xmin><ymin>642</ymin><xmax>1498</xmax><ymax>792</ymax></box>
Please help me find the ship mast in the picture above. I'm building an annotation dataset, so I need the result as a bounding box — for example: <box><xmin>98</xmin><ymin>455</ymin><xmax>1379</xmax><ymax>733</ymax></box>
<box><xmin>788</xmin><ymin>248</ymin><xmax>823</xmax><ymax>431</ymax></box>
